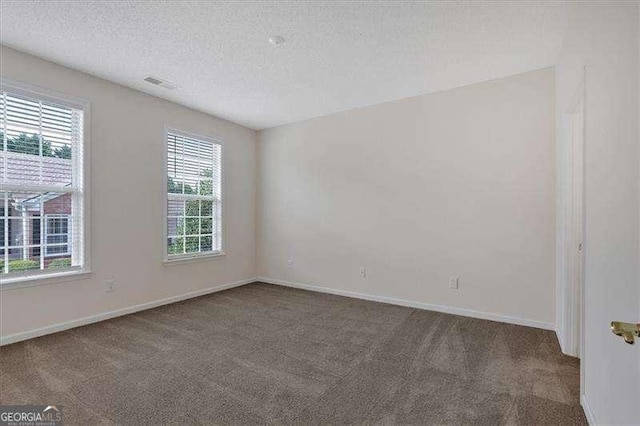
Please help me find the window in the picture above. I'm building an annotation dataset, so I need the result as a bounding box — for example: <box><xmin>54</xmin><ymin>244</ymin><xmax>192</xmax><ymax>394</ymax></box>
<box><xmin>1</xmin><ymin>83</ymin><xmax>86</xmax><ymax>280</ymax></box>
<box><xmin>32</xmin><ymin>214</ymin><xmax>41</xmax><ymax>258</ymax></box>
<box><xmin>44</xmin><ymin>214</ymin><xmax>70</xmax><ymax>256</ymax></box>
<box><xmin>165</xmin><ymin>130</ymin><xmax>222</xmax><ymax>260</ymax></box>
<box><xmin>0</xmin><ymin>208</ymin><xmax>10</xmax><ymax>256</ymax></box>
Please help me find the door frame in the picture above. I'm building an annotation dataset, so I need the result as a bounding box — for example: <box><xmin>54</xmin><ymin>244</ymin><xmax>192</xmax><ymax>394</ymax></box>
<box><xmin>561</xmin><ymin>66</ymin><xmax>586</xmax><ymax>389</ymax></box>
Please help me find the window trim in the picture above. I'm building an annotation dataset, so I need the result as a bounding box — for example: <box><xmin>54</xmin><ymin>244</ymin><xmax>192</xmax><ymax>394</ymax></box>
<box><xmin>0</xmin><ymin>78</ymin><xmax>91</xmax><ymax>287</ymax></box>
<box><xmin>162</xmin><ymin>127</ymin><xmax>225</xmax><ymax>264</ymax></box>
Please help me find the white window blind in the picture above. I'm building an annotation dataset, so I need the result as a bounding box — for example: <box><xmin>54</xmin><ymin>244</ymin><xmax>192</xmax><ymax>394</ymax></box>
<box><xmin>166</xmin><ymin>130</ymin><xmax>222</xmax><ymax>259</ymax></box>
<box><xmin>0</xmin><ymin>88</ymin><xmax>84</xmax><ymax>278</ymax></box>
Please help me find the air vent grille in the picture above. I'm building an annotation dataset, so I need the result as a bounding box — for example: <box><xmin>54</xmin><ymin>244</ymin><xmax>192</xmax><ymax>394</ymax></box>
<box><xmin>144</xmin><ymin>76</ymin><xmax>177</xmax><ymax>90</ymax></box>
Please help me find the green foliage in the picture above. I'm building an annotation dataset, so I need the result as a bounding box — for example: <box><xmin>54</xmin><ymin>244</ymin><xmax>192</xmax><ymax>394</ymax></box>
<box><xmin>0</xmin><ymin>131</ymin><xmax>71</xmax><ymax>159</ymax></box>
<box><xmin>49</xmin><ymin>258</ymin><xmax>72</xmax><ymax>269</ymax></box>
<box><xmin>0</xmin><ymin>259</ymin><xmax>40</xmax><ymax>272</ymax></box>
<box><xmin>0</xmin><ymin>258</ymin><xmax>72</xmax><ymax>273</ymax></box>
<box><xmin>167</xmin><ymin>170</ymin><xmax>213</xmax><ymax>196</ymax></box>
<box><xmin>7</xmin><ymin>133</ymin><xmax>53</xmax><ymax>156</ymax></box>
<box><xmin>199</xmin><ymin>169</ymin><xmax>213</xmax><ymax>197</ymax></box>
<box><xmin>167</xmin><ymin>176</ymin><xmax>194</xmax><ymax>195</ymax></box>
<box><xmin>53</xmin><ymin>145</ymin><xmax>72</xmax><ymax>160</ymax></box>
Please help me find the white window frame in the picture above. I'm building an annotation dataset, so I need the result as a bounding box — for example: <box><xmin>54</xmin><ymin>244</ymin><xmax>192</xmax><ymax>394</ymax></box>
<box><xmin>44</xmin><ymin>214</ymin><xmax>71</xmax><ymax>257</ymax></box>
<box><xmin>0</xmin><ymin>78</ymin><xmax>91</xmax><ymax>288</ymax></box>
<box><xmin>163</xmin><ymin>128</ymin><xmax>225</xmax><ymax>264</ymax></box>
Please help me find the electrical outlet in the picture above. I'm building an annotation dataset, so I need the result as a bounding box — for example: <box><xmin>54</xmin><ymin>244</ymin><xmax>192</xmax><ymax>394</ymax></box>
<box><xmin>360</xmin><ymin>267</ymin><xmax>366</xmax><ymax>279</ymax></box>
<box><xmin>287</xmin><ymin>259</ymin><xmax>294</xmax><ymax>269</ymax></box>
<box><xmin>105</xmin><ymin>279</ymin><xmax>115</xmax><ymax>293</ymax></box>
<box><xmin>449</xmin><ymin>277</ymin><xmax>459</xmax><ymax>290</ymax></box>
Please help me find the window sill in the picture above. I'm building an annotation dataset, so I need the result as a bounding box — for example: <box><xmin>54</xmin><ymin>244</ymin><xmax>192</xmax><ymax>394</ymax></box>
<box><xmin>163</xmin><ymin>251</ymin><xmax>226</xmax><ymax>266</ymax></box>
<box><xmin>0</xmin><ymin>269</ymin><xmax>92</xmax><ymax>291</ymax></box>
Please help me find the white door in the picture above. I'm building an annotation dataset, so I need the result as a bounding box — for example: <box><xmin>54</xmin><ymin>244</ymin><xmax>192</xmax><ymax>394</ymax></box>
<box><xmin>557</xmin><ymin>4</ymin><xmax>640</xmax><ymax>424</ymax></box>
<box><xmin>579</xmin><ymin>88</ymin><xmax>640</xmax><ymax>426</ymax></box>
<box><xmin>576</xmin><ymin>67</ymin><xmax>639</xmax><ymax>424</ymax></box>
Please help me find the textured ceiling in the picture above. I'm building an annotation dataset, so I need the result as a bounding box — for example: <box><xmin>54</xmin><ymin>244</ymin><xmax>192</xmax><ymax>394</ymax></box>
<box><xmin>0</xmin><ymin>1</ymin><xmax>567</xmax><ymax>130</ymax></box>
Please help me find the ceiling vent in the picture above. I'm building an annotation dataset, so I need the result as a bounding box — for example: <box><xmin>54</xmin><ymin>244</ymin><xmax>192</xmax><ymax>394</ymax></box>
<box><xmin>143</xmin><ymin>76</ymin><xmax>177</xmax><ymax>90</ymax></box>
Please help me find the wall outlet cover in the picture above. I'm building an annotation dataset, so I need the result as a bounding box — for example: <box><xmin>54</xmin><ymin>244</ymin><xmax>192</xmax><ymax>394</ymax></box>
<box><xmin>449</xmin><ymin>277</ymin><xmax>459</xmax><ymax>289</ymax></box>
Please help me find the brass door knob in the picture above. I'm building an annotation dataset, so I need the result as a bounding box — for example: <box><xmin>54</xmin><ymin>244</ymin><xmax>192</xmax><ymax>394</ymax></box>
<box><xmin>611</xmin><ymin>321</ymin><xmax>640</xmax><ymax>344</ymax></box>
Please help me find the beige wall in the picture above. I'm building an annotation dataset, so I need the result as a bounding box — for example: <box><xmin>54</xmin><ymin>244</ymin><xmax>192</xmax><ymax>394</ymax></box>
<box><xmin>0</xmin><ymin>46</ymin><xmax>258</xmax><ymax>338</ymax></box>
<box><xmin>0</xmin><ymin>49</ymin><xmax>558</xmax><ymax>341</ymax></box>
<box><xmin>257</xmin><ymin>68</ymin><xmax>556</xmax><ymax>327</ymax></box>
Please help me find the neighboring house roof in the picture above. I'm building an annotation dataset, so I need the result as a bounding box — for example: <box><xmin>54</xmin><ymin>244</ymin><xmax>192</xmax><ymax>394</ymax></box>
<box><xmin>1</xmin><ymin>151</ymin><xmax>72</xmax><ymax>211</ymax></box>
<box><xmin>1</xmin><ymin>150</ymin><xmax>72</xmax><ymax>187</ymax></box>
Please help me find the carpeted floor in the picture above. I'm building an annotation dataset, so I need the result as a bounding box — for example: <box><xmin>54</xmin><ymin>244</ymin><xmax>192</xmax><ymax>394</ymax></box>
<box><xmin>0</xmin><ymin>282</ymin><xmax>586</xmax><ymax>425</ymax></box>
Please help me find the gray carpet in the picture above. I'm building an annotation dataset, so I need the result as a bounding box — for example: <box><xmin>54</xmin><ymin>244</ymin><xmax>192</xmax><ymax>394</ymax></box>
<box><xmin>0</xmin><ymin>282</ymin><xmax>586</xmax><ymax>425</ymax></box>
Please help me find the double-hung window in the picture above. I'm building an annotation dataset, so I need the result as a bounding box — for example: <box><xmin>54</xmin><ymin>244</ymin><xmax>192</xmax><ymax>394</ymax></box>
<box><xmin>1</xmin><ymin>82</ymin><xmax>87</xmax><ymax>281</ymax></box>
<box><xmin>165</xmin><ymin>130</ymin><xmax>222</xmax><ymax>261</ymax></box>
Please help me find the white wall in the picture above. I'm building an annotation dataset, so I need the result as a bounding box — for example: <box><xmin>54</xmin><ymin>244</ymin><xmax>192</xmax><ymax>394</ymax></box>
<box><xmin>0</xmin><ymin>46</ymin><xmax>258</xmax><ymax>340</ymax></box>
<box><xmin>556</xmin><ymin>3</ymin><xmax>640</xmax><ymax>424</ymax></box>
<box><xmin>257</xmin><ymin>68</ymin><xmax>556</xmax><ymax>327</ymax></box>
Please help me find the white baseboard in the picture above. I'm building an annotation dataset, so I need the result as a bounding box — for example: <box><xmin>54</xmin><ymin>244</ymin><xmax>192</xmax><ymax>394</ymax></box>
<box><xmin>0</xmin><ymin>277</ymin><xmax>256</xmax><ymax>346</ymax></box>
<box><xmin>581</xmin><ymin>394</ymin><xmax>596</xmax><ymax>425</ymax></box>
<box><xmin>258</xmin><ymin>277</ymin><xmax>555</xmax><ymax>331</ymax></box>
<box><xmin>556</xmin><ymin>328</ymin><xmax>567</xmax><ymax>353</ymax></box>
<box><xmin>2</xmin><ymin>276</ymin><xmax>556</xmax><ymax>346</ymax></box>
